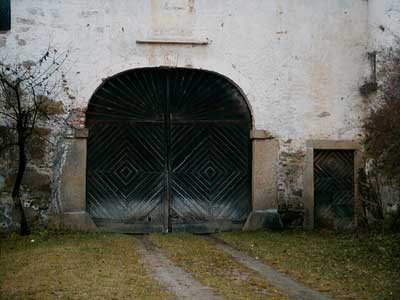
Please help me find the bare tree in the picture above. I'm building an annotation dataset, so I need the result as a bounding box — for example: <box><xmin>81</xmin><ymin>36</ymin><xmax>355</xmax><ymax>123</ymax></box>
<box><xmin>362</xmin><ymin>35</ymin><xmax>400</xmax><ymax>231</ymax></box>
<box><xmin>0</xmin><ymin>48</ymin><xmax>69</xmax><ymax>235</ymax></box>
<box><xmin>363</xmin><ymin>36</ymin><xmax>400</xmax><ymax>185</ymax></box>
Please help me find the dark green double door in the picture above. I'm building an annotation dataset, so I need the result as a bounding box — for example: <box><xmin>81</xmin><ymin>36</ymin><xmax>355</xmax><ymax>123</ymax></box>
<box><xmin>86</xmin><ymin>68</ymin><xmax>252</xmax><ymax>233</ymax></box>
<box><xmin>314</xmin><ymin>150</ymin><xmax>355</xmax><ymax>229</ymax></box>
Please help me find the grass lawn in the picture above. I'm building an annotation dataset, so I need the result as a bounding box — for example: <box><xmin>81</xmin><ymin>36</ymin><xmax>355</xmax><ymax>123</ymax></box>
<box><xmin>216</xmin><ymin>230</ymin><xmax>400</xmax><ymax>300</ymax></box>
<box><xmin>149</xmin><ymin>234</ymin><xmax>288</xmax><ymax>300</ymax></box>
<box><xmin>0</xmin><ymin>232</ymin><xmax>173</xmax><ymax>300</ymax></box>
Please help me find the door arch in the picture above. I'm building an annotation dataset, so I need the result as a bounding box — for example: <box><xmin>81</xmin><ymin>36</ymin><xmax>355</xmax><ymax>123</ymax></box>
<box><xmin>86</xmin><ymin>67</ymin><xmax>252</xmax><ymax>233</ymax></box>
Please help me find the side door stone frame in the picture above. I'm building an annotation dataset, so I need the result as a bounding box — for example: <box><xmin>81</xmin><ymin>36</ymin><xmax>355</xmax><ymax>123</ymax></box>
<box><xmin>303</xmin><ymin>140</ymin><xmax>363</xmax><ymax>229</ymax></box>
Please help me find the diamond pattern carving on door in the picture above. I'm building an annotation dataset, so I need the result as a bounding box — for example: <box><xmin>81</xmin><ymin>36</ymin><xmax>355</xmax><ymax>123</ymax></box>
<box><xmin>314</xmin><ymin>150</ymin><xmax>354</xmax><ymax>230</ymax></box>
<box><xmin>170</xmin><ymin>124</ymin><xmax>250</xmax><ymax>231</ymax></box>
<box><xmin>86</xmin><ymin>68</ymin><xmax>252</xmax><ymax>233</ymax></box>
<box><xmin>87</xmin><ymin>123</ymin><xmax>166</xmax><ymax>232</ymax></box>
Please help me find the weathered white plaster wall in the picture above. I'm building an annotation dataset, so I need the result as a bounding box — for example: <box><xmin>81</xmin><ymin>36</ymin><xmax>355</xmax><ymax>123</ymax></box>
<box><xmin>368</xmin><ymin>0</ymin><xmax>400</xmax><ymax>52</ymax></box>
<box><xmin>0</xmin><ymin>0</ymin><xmax>370</xmax><ymax>146</ymax></box>
<box><xmin>3</xmin><ymin>0</ymin><xmax>391</xmax><ymax>228</ymax></box>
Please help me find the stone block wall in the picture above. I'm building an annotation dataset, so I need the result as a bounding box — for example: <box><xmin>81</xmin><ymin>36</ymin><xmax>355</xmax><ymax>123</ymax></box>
<box><xmin>0</xmin><ymin>135</ymin><xmax>55</xmax><ymax>229</ymax></box>
<box><xmin>277</xmin><ymin>142</ymin><xmax>307</xmax><ymax>226</ymax></box>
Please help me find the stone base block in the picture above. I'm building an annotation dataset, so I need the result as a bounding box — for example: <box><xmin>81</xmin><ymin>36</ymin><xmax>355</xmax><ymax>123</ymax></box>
<box><xmin>49</xmin><ymin>212</ymin><xmax>97</xmax><ymax>231</ymax></box>
<box><xmin>243</xmin><ymin>209</ymin><xmax>283</xmax><ymax>231</ymax></box>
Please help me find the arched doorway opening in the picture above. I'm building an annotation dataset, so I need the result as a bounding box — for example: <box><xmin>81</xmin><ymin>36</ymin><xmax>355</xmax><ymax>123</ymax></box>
<box><xmin>86</xmin><ymin>67</ymin><xmax>252</xmax><ymax>233</ymax></box>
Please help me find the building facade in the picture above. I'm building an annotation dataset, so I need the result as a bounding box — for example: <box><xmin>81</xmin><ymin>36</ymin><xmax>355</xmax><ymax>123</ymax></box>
<box><xmin>0</xmin><ymin>0</ymin><xmax>399</xmax><ymax>232</ymax></box>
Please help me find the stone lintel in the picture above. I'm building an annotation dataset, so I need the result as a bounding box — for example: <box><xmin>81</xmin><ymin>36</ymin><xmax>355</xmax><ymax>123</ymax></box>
<box><xmin>250</xmin><ymin>129</ymin><xmax>274</xmax><ymax>140</ymax></box>
<box><xmin>306</xmin><ymin>140</ymin><xmax>361</xmax><ymax>150</ymax></box>
<box><xmin>136</xmin><ymin>37</ymin><xmax>210</xmax><ymax>45</ymax></box>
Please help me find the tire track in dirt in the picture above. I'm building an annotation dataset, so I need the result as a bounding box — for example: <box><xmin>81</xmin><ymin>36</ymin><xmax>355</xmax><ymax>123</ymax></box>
<box><xmin>204</xmin><ymin>236</ymin><xmax>334</xmax><ymax>300</ymax></box>
<box><xmin>136</xmin><ymin>236</ymin><xmax>220</xmax><ymax>300</ymax></box>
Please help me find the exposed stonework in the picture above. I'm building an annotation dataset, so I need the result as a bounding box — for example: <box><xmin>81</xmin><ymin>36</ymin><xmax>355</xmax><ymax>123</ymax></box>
<box><xmin>0</xmin><ymin>165</ymin><xmax>53</xmax><ymax>228</ymax></box>
<box><xmin>0</xmin><ymin>111</ymin><xmax>69</xmax><ymax>231</ymax></box>
<box><xmin>276</xmin><ymin>139</ymin><xmax>306</xmax><ymax>226</ymax></box>
<box><xmin>0</xmin><ymin>165</ymin><xmax>52</xmax><ymax>229</ymax></box>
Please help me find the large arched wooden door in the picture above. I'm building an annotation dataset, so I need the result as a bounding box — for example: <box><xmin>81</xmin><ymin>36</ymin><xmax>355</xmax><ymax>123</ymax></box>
<box><xmin>86</xmin><ymin>68</ymin><xmax>252</xmax><ymax>233</ymax></box>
